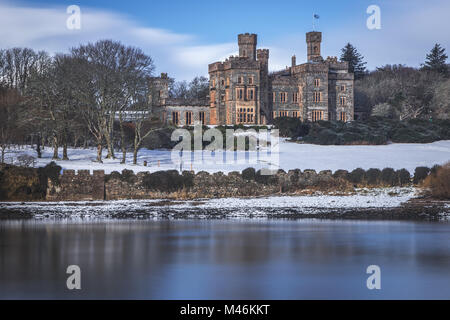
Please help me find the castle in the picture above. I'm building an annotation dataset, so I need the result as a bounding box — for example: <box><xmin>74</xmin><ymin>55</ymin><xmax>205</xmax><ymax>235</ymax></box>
<box><xmin>152</xmin><ymin>31</ymin><xmax>354</xmax><ymax>125</ymax></box>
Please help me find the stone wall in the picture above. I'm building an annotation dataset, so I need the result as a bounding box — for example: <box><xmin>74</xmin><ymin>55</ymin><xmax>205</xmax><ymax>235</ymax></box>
<box><xmin>46</xmin><ymin>169</ymin><xmax>105</xmax><ymax>201</ymax></box>
<box><xmin>46</xmin><ymin>168</ymin><xmax>351</xmax><ymax>201</ymax></box>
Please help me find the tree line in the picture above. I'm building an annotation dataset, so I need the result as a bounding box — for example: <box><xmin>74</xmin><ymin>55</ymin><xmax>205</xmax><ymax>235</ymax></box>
<box><xmin>1</xmin><ymin>40</ymin><xmax>448</xmax><ymax>165</ymax></box>
<box><xmin>0</xmin><ymin>40</ymin><xmax>163</xmax><ymax>164</ymax></box>
<box><xmin>341</xmin><ymin>42</ymin><xmax>449</xmax><ymax>120</ymax></box>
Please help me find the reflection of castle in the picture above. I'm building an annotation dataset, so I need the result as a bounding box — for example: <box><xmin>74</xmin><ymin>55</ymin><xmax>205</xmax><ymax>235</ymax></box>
<box><xmin>153</xmin><ymin>31</ymin><xmax>354</xmax><ymax>126</ymax></box>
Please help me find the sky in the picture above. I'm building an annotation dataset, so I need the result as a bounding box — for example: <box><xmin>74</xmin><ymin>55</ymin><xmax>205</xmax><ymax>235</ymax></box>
<box><xmin>0</xmin><ymin>0</ymin><xmax>449</xmax><ymax>81</ymax></box>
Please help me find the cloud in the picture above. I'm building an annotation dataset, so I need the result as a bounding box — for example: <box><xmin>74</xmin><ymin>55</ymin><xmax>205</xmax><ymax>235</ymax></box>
<box><xmin>321</xmin><ymin>0</ymin><xmax>450</xmax><ymax>70</ymax></box>
<box><xmin>1</xmin><ymin>0</ymin><xmax>449</xmax><ymax>80</ymax></box>
<box><xmin>0</xmin><ymin>1</ymin><xmax>234</xmax><ymax>81</ymax></box>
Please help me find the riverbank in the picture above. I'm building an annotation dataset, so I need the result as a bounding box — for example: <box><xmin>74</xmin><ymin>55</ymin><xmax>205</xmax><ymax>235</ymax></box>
<box><xmin>1</xmin><ymin>188</ymin><xmax>449</xmax><ymax>221</ymax></box>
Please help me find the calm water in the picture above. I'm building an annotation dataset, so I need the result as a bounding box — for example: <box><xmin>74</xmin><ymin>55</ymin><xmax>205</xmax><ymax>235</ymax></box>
<box><xmin>0</xmin><ymin>219</ymin><xmax>449</xmax><ymax>299</ymax></box>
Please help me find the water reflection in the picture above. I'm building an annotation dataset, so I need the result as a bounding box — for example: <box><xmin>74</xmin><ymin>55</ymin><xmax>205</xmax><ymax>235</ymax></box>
<box><xmin>0</xmin><ymin>219</ymin><xmax>449</xmax><ymax>299</ymax></box>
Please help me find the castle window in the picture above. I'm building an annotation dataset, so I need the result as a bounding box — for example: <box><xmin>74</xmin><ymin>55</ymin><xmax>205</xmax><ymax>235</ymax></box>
<box><xmin>236</xmin><ymin>107</ymin><xmax>255</xmax><ymax>124</ymax></box>
<box><xmin>311</xmin><ymin>110</ymin><xmax>323</xmax><ymax>122</ymax></box>
<box><xmin>221</xmin><ymin>94</ymin><xmax>225</xmax><ymax>102</ymax></box>
<box><xmin>314</xmin><ymin>46</ymin><xmax>319</xmax><ymax>54</ymax></box>
<box><xmin>238</xmin><ymin>76</ymin><xmax>243</xmax><ymax>84</ymax></box>
<box><xmin>339</xmin><ymin>112</ymin><xmax>347</xmax><ymax>122</ymax></box>
<box><xmin>221</xmin><ymin>79</ymin><xmax>225</xmax><ymax>86</ymax></box>
<box><xmin>313</xmin><ymin>92</ymin><xmax>322</xmax><ymax>103</ymax></box>
<box><xmin>199</xmin><ymin>111</ymin><xmax>205</xmax><ymax>125</ymax></box>
<box><xmin>243</xmin><ymin>50</ymin><xmax>247</xmax><ymax>57</ymax></box>
<box><xmin>249</xmin><ymin>77</ymin><xmax>253</xmax><ymax>85</ymax></box>
<box><xmin>314</xmin><ymin>79</ymin><xmax>320</xmax><ymax>87</ymax></box>
<box><xmin>185</xmin><ymin>111</ymin><xmax>193</xmax><ymax>125</ymax></box>
<box><xmin>247</xmin><ymin>88</ymin><xmax>254</xmax><ymax>100</ymax></box>
<box><xmin>280</xmin><ymin>92</ymin><xmax>287</xmax><ymax>103</ymax></box>
<box><xmin>172</xmin><ymin>111</ymin><xmax>179</xmax><ymax>125</ymax></box>
<box><xmin>280</xmin><ymin>111</ymin><xmax>288</xmax><ymax>117</ymax></box>
<box><xmin>340</xmin><ymin>96</ymin><xmax>346</xmax><ymax>106</ymax></box>
<box><xmin>340</xmin><ymin>85</ymin><xmax>346</xmax><ymax>92</ymax></box>
<box><xmin>292</xmin><ymin>111</ymin><xmax>299</xmax><ymax>118</ymax></box>
<box><xmin>237</xmin><ymin>88</ymin><xmax>244</xmax><ymax>100</ymax></box>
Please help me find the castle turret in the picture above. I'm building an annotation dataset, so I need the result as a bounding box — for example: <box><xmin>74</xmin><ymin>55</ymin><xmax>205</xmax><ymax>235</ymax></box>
<box><xmin>257</xmin><ymin>49</ymin><xmax>269</xmax><ymax>67</ymax></box>
<box><xmin>149</xmin><ymin>73</ymin><xmax>169</xmax><ymax>107</ymax></box>
<box><xmin>306</xmin><ymin>31</ymin><xmax>322</xmax><ymax>62</ymax></box>
<box><xmin>238</xmin><ymin>33</ymin><xmax>257</xmax><ymax>61</ymax></box>
<box><xmin>291</xmin><ymin>55</ymin><xmax>296</xmax><ymax>67</ymax></box>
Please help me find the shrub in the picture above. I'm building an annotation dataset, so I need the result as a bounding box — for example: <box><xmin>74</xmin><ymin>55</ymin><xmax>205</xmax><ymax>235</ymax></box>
<box><xmin>413</xmin><ymin>166</ymin><xmax>431</xmax><ymax>184</ymax></box>
<box><xmin>423</xmin><ymin>163</ymin><xmax>450</xmax><ymax>199</ymax></box>
<box><xmin>37</xmin><ymin>162</ymin><xmax>62</xmax><ymax>186</ymax></box>
<box><xmin>396</xmin><ymin>169</ymin><xmax>411</xmax><ymax>186</ymax></box>
<box><xmin>255</xmin><ymin>169</ymin><xmax>278</xmax><ymax>185</ymax></box>
<box><xmin>430</xmin><ymin>164</ymin><xmax>442</xmax><ymax>176</ymax></box>
<box><xmin>0</xmin><ymin>164</ymin><xmax>44</xmax><ymax>200</ymax></box>
<box><xmin>142</xmin><ymin>127</ymin><xmax>177</xmax><ymax>150</ymax></box>
<box><xmin>313</xmin><ymin>129</ymin><xmax>340</xmax><ymax>145</ymax></box>
<box><xmin>106</xmin><ymin>171</ymin><xmax>122</xmax><ymax>182</ymax></box>
<box><xmin>365</xmin><ymin>168</ymin><xmax>381</xmax><ymax>185</ymax></box>
<box><xmin>273</xmin><ymin>117</ymin><xmax>449</xmax><ymax>146</ymax></box>
<box><xmin>142</xmin><ymin>170</ymin><xmax>193</xmax><ymax>192</ymax></box>
<box><xmin>273</xmin><ymin>117</ymin><xmax>309</xmax><ymax>138</ymax></box>
<box><xmin>348</xmin><ymin>168</ymin><xmax>366</xmax><ymax>184</ymax></box>
<box><xmin>17</xmin><ymin>155</ymin><xmax>36</xmax><ymax>167</ymax></box>
<box><xmin>121</xmin><ymin>169</ymin><xmax>137</xmax><ymax>184</ymax></box>
<box><xmin>381</xmin><ymin>168</ymin><xmax>397</xmax><ymax>186</ymax></box>
<box><xmin>341</xmin><ymin>132</ymin><xmax>364</xmax><ymax>144</ymax></box>
<box><xmin>242</xmin><ymin>167</ymin><xmax>256</xmax><ymax>181</ymax></box>
<box><xmin>333</xmin><ymin>170</ymin><xmax>349</xmax><ymax>180</ymax></box>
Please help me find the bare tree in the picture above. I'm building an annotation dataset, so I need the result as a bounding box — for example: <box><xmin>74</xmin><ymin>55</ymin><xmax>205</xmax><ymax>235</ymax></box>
<box><xmin>0</xmin><ymin>48</ymin><xmax>48</xmax><ymax>94</ymax></box>
<box><xmin>0</xmin><ymin>87</ymin><xmax>21</xmax><ymax>163</ymax></box>
<box><xmin>71</xmin><ymin>40</ymin><xmax>155</xmax><ymax>162</ymax></box>
<box><xmin>131</xmin><ymin>106</ymin><xmax>164</xmax><ymax>165</ymax></box>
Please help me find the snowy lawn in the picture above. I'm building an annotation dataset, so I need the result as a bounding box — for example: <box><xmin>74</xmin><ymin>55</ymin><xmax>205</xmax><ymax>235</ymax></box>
<box><xmin>3</xmin><ymin>139</ymin><xmax>450</xmax><ymax>174</ymax></box>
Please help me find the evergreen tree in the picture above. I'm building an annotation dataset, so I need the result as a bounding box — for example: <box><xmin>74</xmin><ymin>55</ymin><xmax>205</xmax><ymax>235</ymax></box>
<box><xmin>340</xmin><ymin>43</ymin><xmax>367</xmax><ymax>79</ymax></box>
<box><xmin>422</xmin><ymin>43</ymin><xmax>448</xmax><ymax>76</ymax></box>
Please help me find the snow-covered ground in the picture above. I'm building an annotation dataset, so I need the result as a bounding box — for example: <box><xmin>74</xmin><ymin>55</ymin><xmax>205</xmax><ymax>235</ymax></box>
<box><xmin>4</xmin><ymin>139</ymin><xmax>450</xmax><ymax>174</ymax></box>
<box><xmin>171</xmin><ymin>188</ymin><xmax>417</xmax><ymax>209</ymax></box>
<box><xmin>0</xmin><ymin>188</ymin><xmax>419</xmax><ymax>219</ymax></box>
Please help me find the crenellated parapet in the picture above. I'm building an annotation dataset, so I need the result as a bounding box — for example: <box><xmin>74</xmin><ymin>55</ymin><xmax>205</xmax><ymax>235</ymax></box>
<box><xmin>46</xmin><ymin>169</ymin><xmax>105</xmax><ymax>201</ymax></box>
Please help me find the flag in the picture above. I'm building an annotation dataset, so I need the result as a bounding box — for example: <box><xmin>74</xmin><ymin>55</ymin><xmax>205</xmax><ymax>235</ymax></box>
<box><xmin>314</xmin><ymin>14</ymin><xmax>320</xmax><ymax>19</ymax></box>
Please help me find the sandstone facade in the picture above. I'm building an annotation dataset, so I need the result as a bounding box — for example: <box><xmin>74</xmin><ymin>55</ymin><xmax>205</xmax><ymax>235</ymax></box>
<box><xmin>153</xmin><ymin>31</ymin><xmax>354</xmax><ymax>126</ymax></box>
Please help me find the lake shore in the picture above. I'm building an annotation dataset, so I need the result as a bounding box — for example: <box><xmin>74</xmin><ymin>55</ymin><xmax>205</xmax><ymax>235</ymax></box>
<box><xmin>1</xmin><ymin>189</ymin><xmax>449</xmax><ymax>221</ymax></box>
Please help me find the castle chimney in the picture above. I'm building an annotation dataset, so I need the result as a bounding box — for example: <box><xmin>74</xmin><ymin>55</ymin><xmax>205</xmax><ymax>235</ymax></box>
<box><xmin>292</xmin><ymin>55</ymin><xmax>296</xmax><ymax>67</ymax></box>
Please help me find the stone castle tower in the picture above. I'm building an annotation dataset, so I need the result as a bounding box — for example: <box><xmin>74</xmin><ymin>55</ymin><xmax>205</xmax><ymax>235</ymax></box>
<box><xmin>238</xmin><ymin>33</ymin><xmax>257</xmax><ymax>60</ymax></box>
<box><xmin>306</xmin><ymin>31</ymin><xmax>322</xmax><ymax>62</ymax></box>
<box><xmin>156</xmin><ymin>30</ymin><xmax>354</xmax><ymax>126</ymax></box>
